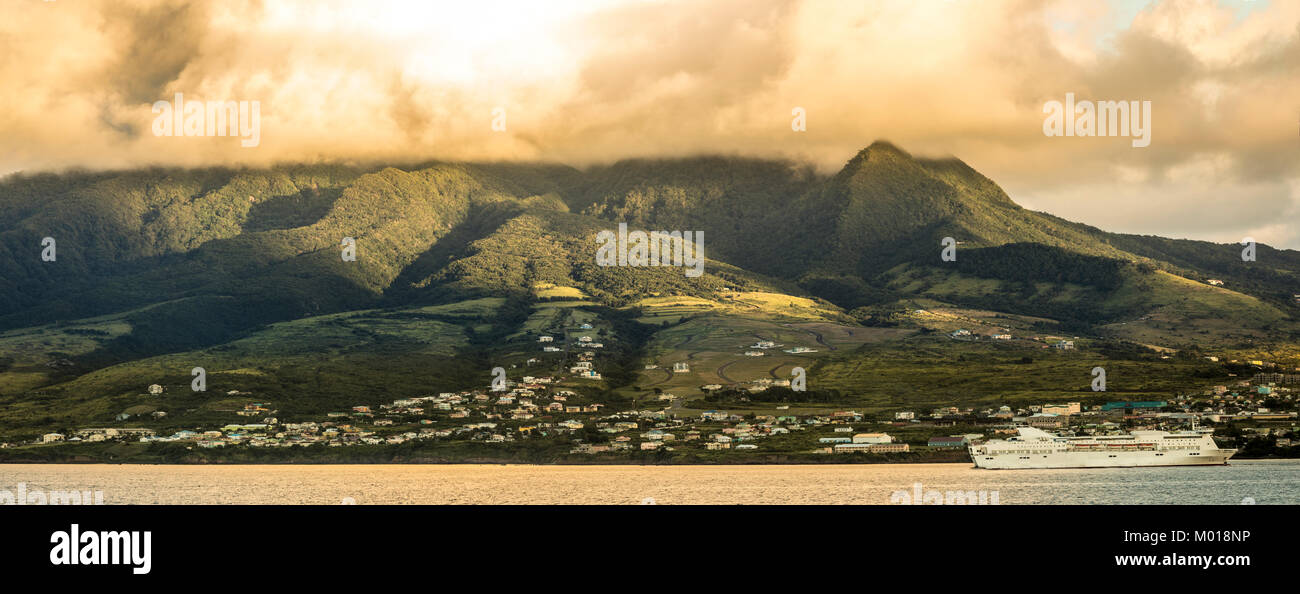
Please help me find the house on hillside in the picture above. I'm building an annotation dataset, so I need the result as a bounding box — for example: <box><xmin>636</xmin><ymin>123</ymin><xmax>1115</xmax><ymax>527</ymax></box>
<box><xmin>927</xmin><ymin>436</ymin><xmax>969</xmax><ymax>448</ymax></box>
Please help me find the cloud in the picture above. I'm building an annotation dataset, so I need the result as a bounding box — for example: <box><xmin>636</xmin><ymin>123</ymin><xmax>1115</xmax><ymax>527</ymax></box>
<box><xmin>1</xmin><ymin>0</ymin><xmax>1296</xmax><ymax>246</ymax></box>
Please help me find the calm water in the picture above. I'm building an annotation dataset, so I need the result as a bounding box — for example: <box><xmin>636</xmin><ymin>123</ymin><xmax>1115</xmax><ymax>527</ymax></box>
<box><xmin>1</xmin><ymin>460</ymin><xmax>1296</xmax><ymax>504</ymax></box>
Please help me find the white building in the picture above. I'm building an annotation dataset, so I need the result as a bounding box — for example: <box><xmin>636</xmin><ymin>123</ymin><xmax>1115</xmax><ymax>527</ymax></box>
<box><xmin>1041</xmin><ymin>402</ymin><xmax>1081</xmax><ymax>415</ymax></box>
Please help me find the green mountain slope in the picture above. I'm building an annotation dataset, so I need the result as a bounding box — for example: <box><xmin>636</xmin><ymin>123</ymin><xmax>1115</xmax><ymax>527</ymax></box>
<box><xmin>0</xmin><ymin>140</ymin><xmax>1298</xmax><ymax>438</ymax></box>
<box><xmin>572</xmin><ymin>141</ymin><xmax>1300</xmax><ymax>321</ymax></box>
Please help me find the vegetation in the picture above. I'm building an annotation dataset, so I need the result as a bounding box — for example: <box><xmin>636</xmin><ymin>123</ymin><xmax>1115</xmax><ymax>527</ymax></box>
<box><xmin>1</xmin><ymin>141</ymin><xmax>1297</xmax><ymax>446</ymax></box>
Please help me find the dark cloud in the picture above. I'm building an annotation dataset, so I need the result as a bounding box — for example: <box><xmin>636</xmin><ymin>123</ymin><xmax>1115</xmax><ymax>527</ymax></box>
<box><xmin>0</xmin><ymin>0</ymin><xmax>1295</xmax><ymax>247</ymax></box>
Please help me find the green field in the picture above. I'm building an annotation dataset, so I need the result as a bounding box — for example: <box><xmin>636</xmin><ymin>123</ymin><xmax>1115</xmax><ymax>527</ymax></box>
<box><xmin>0</xmin><ymin>303</ymin><xmax>483</xmax><ymax>440</ymax></box>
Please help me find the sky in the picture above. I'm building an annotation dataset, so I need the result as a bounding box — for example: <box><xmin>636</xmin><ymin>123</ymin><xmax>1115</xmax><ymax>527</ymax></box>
<box><xmin>2</xmin><ymin>0</ymin><xmax>1297</xmax><ymax>247</ymax></box>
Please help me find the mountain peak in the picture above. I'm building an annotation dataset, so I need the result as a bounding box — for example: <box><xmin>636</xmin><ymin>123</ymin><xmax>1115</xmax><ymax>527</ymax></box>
<box><xmin>864</xmin><ymin>140</ymin><xmax>909</xmax><ymax>155</ymax></box>
<box><xmin>858</xmin><ymin>140</ymin><xmax>912</xmax><ymax>160</ymax></box>
<box><xmin>838</xmin><ymin>140</ymin><xmax>915</xmax><ymax>174</ymax></box>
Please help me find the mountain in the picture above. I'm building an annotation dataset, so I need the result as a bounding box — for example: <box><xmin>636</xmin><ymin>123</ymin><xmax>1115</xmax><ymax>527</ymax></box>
<box><xmin>1</xmin><ymin>141</ymin><xmax>1297</xmax><ymax>439</ymax></box>
<box><xmin>572</xmin><ymin>141</ymin><xmax>1300</xmax><ymax>326</ymax></box>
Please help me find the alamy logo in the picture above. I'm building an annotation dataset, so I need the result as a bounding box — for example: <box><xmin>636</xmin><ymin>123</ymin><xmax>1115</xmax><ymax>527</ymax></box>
<box><xmin>490</xmin><ymin>367</ymin><xmax>507</xmax><ymax>392</ymax></box>
<box><xmin>595</xmin><ymin>223</ymin><xmax>704</xmax><ymax>278</ymax></box>
<box><xmin>1043</xmin><ymin>93</ymin><xmax>1151</xmax><ymax>148</ymax></box>
<box><xmin>1</xmin><ymin>482</ymin><xmax>104</xmax><ymax>505</ymax></box>
<box><xmin>191</xmin><ymin>367</ymin><xmax>206</xmax><ymax>392</ymax></box>
<box><xmin>152</xmin><ymin>93</ymin><xmax>260</xmax><ymax>148</ymax></box>
<box><xmin>940</xmin><ymin>237</ymin><xmax>956</xmax><ymax>262</ymax></box>
<box><xmin>491</xmin><ymin>107</ymin><xmax>507</xmax><ymax>132</ymax></box>
<box><xmin>50</xmin><ymin>524</ymin><xmax>151</xmax><ymax>575</ymax></box>
<box><xmin>1241</xmin><ymin>237</ymin><xmax>1256</xmax><ymax>262</ymax></box>
<box><xmin>890</xmin><ymin>482</ymin><xmax>999</xmax><ymax>505</ymax></box>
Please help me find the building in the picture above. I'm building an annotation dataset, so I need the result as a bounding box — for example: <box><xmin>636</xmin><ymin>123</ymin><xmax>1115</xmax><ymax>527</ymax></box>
<box><xmin>42</xmin><ymin>433</ymin><xmax>66</xmax><ymax>443</ymax></box>
<box><xmin>1025</xmin><ymin>413</ymin><xmax>1064</xmax><ymax>428</ymax></box>
<box><xmin>852</xmin><ymin>433</ymin><xmax>892</xmax><ymax>444</ymax></box>
<box><xmin>1053</xmin><ymin>340</ymin><xmax>1075</xmax><ymax>350</ymax></box>
<box><xmin>834</xmin><ymin>442</ymin><xmax>910</xmax><ymax>453</ymax></box>
<box><xmin>1041</xmin><ymin>402</ymin><xmax>1081</xmax><ymax>415</ymax></box>
<box><xmin>570</xmin><ymin>443</ymin><xmax>610</xmax><ymax>454</ymax></box>
<box><xmin>700</xmin><ymin>410</ymin><xmax>729</xmax><ymax>422</ymax></box>
<box><xmin>75</xmin><ymin>428</ymin><xmax>156</xmax><ymax>440</ymax></box>
<box><xmin>672</xmin><ymin>362</ymin><xmax>690</xmax><ymax>373</ymax></box>
<box><xmin>927</xmin><ymin>436</ymin><xmax>968</xmax><ymax>448</ymax></box>
<box><xmin>869</xmin><ymin>443</ymin><xmax>909</xmax><ymax>453</ymax></box>
<box><xmin>538</xmin><ymin>335</ymin><xmax>553</xmax><ymax>342</ymax></box>
<box><xmin>1100</xmin><ymin>401</ymin><xmax>1167</xmax><ymax>413</ymax></box>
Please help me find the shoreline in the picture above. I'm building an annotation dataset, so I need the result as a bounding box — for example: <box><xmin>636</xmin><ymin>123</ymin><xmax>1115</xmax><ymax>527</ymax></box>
<box><xmin>0</xmin><ymin>445</ymin><xmax>972</xmax><ymax>465</ymax></box>
<box><xmin>1</xmin><ymin>454</ymin><xmax>1293</xmax><ymax>465</ymax></box>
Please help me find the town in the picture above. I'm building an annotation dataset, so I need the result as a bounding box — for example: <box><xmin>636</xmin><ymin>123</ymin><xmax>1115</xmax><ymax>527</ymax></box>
<box><xmin>5</xmin><ymin>311</ymin><xmax>1299</xmax><ymax>462</ymax></box>
<box><xmin>10</xmin><ymin>364</ymin><xmax>1298</xmax><ymax>462</ymax></box>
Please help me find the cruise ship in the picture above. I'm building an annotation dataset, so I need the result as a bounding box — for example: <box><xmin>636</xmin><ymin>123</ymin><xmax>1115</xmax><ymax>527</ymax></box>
<box><xmin>969</xmin><ymin>427</ymin><xmax>1236</xmax><ymax>469</ymax></box>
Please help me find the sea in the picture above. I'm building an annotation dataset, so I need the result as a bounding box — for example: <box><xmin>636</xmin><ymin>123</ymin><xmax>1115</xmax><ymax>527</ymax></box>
<box><xmin>1</xmin><ymin>460</ymin><xmax>1296</xmax><ymax>505</ymax></box>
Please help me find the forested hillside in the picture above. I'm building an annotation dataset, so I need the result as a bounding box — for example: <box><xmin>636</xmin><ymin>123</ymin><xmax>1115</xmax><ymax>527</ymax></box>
<box><xmin>0</xmin><ymin>140</ymin><xmax>1296</xmax><ymax>411</ymax></box>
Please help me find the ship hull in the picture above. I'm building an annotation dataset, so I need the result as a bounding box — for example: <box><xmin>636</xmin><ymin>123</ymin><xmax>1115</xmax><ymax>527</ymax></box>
<box><xmin>970</xmin><ymin>449</ymin><xmax>1236</xmax><ymax>469</ymax></box>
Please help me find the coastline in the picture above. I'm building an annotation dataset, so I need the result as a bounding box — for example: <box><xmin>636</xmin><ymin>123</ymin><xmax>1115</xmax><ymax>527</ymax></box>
<box><xmin>2</xmin><ymin>446</ymin><xmax>1294</xmax><ymax>465</ymax></box>
<box><xmin>0</xmin><ymin>442</ymin><xmax>974</xmax><ymax>465</ymax></box>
